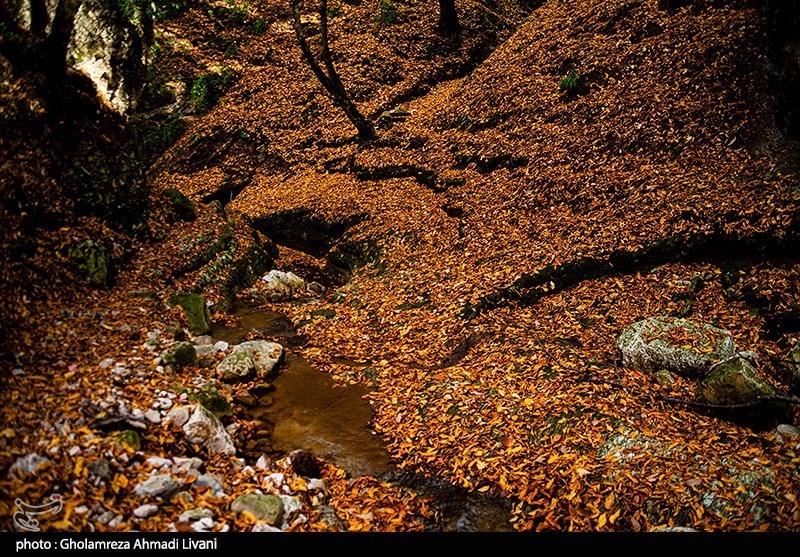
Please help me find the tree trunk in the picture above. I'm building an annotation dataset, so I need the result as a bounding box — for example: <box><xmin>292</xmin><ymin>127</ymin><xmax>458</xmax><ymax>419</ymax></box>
<box><xmin>289</xmin><ymin>0</ymin><xmax>376</xmax><ymax>141</ymax></box>
<box><xmin>436</xmin><ymin>0</ymin><xmax>460</xmax><ymax>36</ymax></box>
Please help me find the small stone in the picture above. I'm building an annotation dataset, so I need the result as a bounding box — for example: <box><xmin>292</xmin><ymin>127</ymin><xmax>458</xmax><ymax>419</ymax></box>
<box><xmin>194</xmin><ymin>473</ymin><xmax>226</xmax><ymax>496</ymax></box>
<box><xmin>252</xmin><ymin>523</ymin><xmax>283</xmax><ymax>532</ymax></box>
<box><xmin>133</xmin><ymin>504</ymin><xmax>159</xmax><ymax>518</ymax></box>
<box><xmin>108</xmin><ymin>514</ymin><xmax>124</xmax><ymax>528</ymax></box>
<box><xmin>255</xmin><ymin>455</ymin><xmax>272</xmax><ymax>471</ymax></box>
<box><xmin>195</xmin><ymin>345</ymin><xmax>215</xmax><ymax>358</ymax></box>
<box><xmin>776</xmin><ymin>424</ymin><xmax>800</xmax><ymax>442</ymax></box>
<box><xmin>653</xmin><ymin>369</ymin><xmax>676</xmax><ymax>386</ymax></box>
<box><xmin>650</xmin><ymin>526</ymin><xmax>699</xmax><ymax>532</ymax></box>
<box><xmin>172</xmin><ymin>457</ymin><xmax>204</xmax><ymax>473</ymax></box>
<box><xmin>146</xmin><ymin>456</ymin><xmax>172</xmax><ymax>469</ymax></box>
<box><xmin>194</xmin><ymin>335</ymin><xmax>215</xmax><ymax>346</ymax></box>
<box><xmin>317</xmin><ymin>506</ymin><xmax>346</xmax><ymax>531</ymax></box>
<box><xmin>231</xmin><ymin>493</ymin><xmax>284</xmax><ymax>525</ymax></box>
<box><xmin>68</xmin><ymin>446</ymin><xmax>81</xmax><ymax>456</ymax></box>
<box><xmin>88</xmin><ymin>460</ymin><xmax>112</xmax><ymax>480</ymax></box>
<box><xmin>144</xmin><ymin>409</ymin><xmax>161</xmax><ymax>424</ymax></box>
<box><xmin>179</xmin><ymin>508</ymin><xmax>214</xmax><ymax>523</ymax></box>
<box><xmin>98</xmin><ymin>358</ymin><xmax>115</xmax><ymax>369</ymax></box>
<box><xmin>133</xmin><ymin>475</ymin><xmax>180</xmax><ymax>498</ymax></box>
<box><xmin>268</xmin><ymin>473</ymin><xmax>284</xmax><ymax>486</ymax></box>
<box><xmin>166</xmin><ymin>406</ymin><xmax>189</xmax><ymax>427</ymax></box>
<box><xmin>279</xmin><ymin>495</ymin><xmax>303</xmax><ymax>517</ymax></box>
<box><xmin>214</xmin><ymin>341</ymin><xmax>229</xmax><ymax>352</ymax></box>
<box><xmin>12</xmin><ymin>368</ymin><xmax>25</xmax><ymax>376</ymax></box>
<box><xmin>307</xmin><ymin>478</ymin><xmax>325</xmax><ymax>492</ymax></box>
<box><xmin>96</xmin><ymin>510</ymin><xmax>114</xmax><ymax>525</ymax></box>
<box><xmin>155</xmin><ymin>397</ymin><xmax>173</xmax><ymax>410</ymax></box>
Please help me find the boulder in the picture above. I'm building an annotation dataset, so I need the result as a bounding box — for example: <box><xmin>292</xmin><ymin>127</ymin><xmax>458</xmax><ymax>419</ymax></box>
<box><xmin>230</xmin><ymin>493</ymin><xmax>284</xmax><ymax>525</ymax></box>
<box><xmin>260</xmin><ymin>270</ymin><xmax>307</xmax><ymax>301</ymax></box>
<box><xmin>161</xmin><ymin>342</ymin><xmax>197</xmax><ymax>367</ymax></box>
<box><xmin>172</xmin><ymin>405</ymin><xmax>236</xmax><ymax>456</ymax></box>
<box><xmin>218</xmin><ymin>340</ymin><xmax>283</xmax><ymax>382</ymax></box>
<box><xmin>617</xmin><ymin>317</ymin><xmax>736</xmax><ymax>377</ymax></box>
<box><xmin>169</xmin><ymin>292</ymin><xmax>211</xmax><ymax>335</ymax></box>
<box><xmin>163</xmin><ymin>188</ymin><xmax>196</xmax><ymax>222</ymax></box>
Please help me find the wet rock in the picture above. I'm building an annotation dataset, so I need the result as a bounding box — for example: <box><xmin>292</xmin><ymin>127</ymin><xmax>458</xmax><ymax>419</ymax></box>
<box><xmin>133</xmin><ymin>504</ymin><xmax>159</xmax><ymax>518</ymax></box>
<box><xmin>144</xmin><ymin>409</ymin><xmax>161</xmax><ymax>424</ymax></box>
<box><xmin>218</xmin><ymin>340</ymin><xmax>283</xmax><ymax>382</ymax></box>
<box><xmin>163</xmin><ymin>188</ymin><xmax>196</xmax><ymax>222</ymax></box>
<box><xmin>776</xmin><ymin>424</ymin><xmax>800</xmax><ymax>442</ymax></box>
<box><xmin>173</xmin><ymin>405</ymin><xmax>236</xmax><ymax>455</ymax></box>
<box><xmin>8</xmin><ymin>453</ymin><xmax>50</xmax><ymax>478</ymax></box>
<box><xmin>234</xmin><ymin>391</ymin><xmax>258</xmax><ymax>407</ymax></box>
<box><xmin>618</xmin><ymin>317</ymin><xmax>736</xmax><ymax>377</ymax></box>
<box><xmin>160</xmin><ymin>342</ymin><xmax>197</xmax><ymax>368</ymax></box>
<box><xmin>179</xmin><ymin>508</ymin><xmax>214</xmax><ymax>523</ymax></box>
<box><xmin>289</xmin><ymin>450</ymin><xmax>321</xmax><ymax>478</ymax></box>
<box><xmin>169</xmin><ymin>292</ymin><xmax>211</xmax><ymax>335</ymax></box>
<box><xmin>231</xmin><ymin>493</ymin><xmax>284</xmax><ymax>525</ymax></box>
<box><xmin>252</xmin><ymin>523</ymin><xmax>283</xmax><ymax>532</ymax></box>
<box><xmin>133</xmin><ymin>475</ymin><xmax>180</xmax><ymax>498</ymax></box>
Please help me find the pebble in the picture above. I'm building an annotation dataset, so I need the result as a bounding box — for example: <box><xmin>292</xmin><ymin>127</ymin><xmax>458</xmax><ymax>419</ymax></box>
<box><xmin>194</xmin><ymin>335</ymin><xmax>215</xmax><ymax>346</ymax></box>
<box><xmin>146</xmin><ymin>456</ymin><xmax>172</xmax><ymax>469</ymax></box>
<box><xmin>251</xmin><ymin>523</ymin><xmax>283</xmax><ymax>533</ymax></box>
<box><xmin>178</xmin><ymin>508</ymin><xmax>214</xmax><ymax>523</ymax></box>
<box><xmin>172</xmin><ymin>457</ymin><xmax>204</xmax><ymax>472</ymax></box>
<box><xmin>68</xmin><ymin>446</ymin><xmax>81</xmax><ymax>457</ymax></box>
<box><xmin>98</xmin><ymin>358</ymin><xmax>115</xmax><ymax>369</ymax></box>
<box><xmin>9</xmin><ymin>453</ymin><xmax>50</xmax><ymax>477</ymax></box>
<box><xmin>133</xmin><ymin>475</ymin><xmax>180</xmax><ymax>498</ymax></box>
<box><xmin>108</xmin><ymin>514</ymin><xmax>124</xmax><ymax>528</ymax></box>
<box><xmin>214</xmin><ymin>340</ymin><xmax>229</xmax><ymax>352</ymax></box>
<box><xmin>268</xmin><ymin>473</ymin><xmax>285</xmax><ymax>486</ymax></box>
<box><xmin>307</xmin><ymin>478</ymin><xmax>325</xmax><ymax>492</ymax></box>
<box><xmin>74</xmin><ymin>505</ymin><xmax>89</xmax><ymax>514</ymax></box>
<box><xmin>154</xmin><ymin>397</ymin><xmax>173</xmax><ymax>410</ymax></box>
<box><xmin>255</xmin><ymin>455</ymin><xmax>272</xmax><ymax>471</ymax></box>
<box><xmin>144</xmin><ymin>410</ymin><xmax>162</xmax><ymax>424</ymax></box>
<box><xmin>96</xmin><ymin>511</ymin><xmax>115</xmax><ymax>525</ymax></box>
<box><xmin>131</xmin><ymin>408</ymin><xmax>145</xmax><ymax>420</ymax></box>
<box><xmin>12</xmin><ymin>368</ymin><xmax>25</xmax><ymax>376</ymax></box>
<box><xmin>133</xmin><ymin>504</ymin><xmax>159</xmax><ymax>518</ymax></box>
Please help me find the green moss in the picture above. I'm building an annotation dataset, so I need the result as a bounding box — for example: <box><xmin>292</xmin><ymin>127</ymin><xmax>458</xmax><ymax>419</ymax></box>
<box><xmin>189</xmin><ymin>68</ymin><xmax>236</xmax><ymax>112</ymax></box>
<box><xmin>375</xmin><ymin>0</ymin><xmax>398</xmax><ymax>26</ymax></box>
<box><xmin>190</xmin><ymin>384</ymin><xmax>232</xmax><ymax>419</ymax></box>
<box><xmin>168</xmin><ymin>292</ymin><xmax>211</xmax><ymax>335</ymax></box>
<box><xmin>115</xmin><ymin>430</ymin><xmax>141</xmax><ymax>451</ymax></box>
<box><xmin>163</xmin><ymin>187</ymin><xmax>196</xmax><ymax>221</ymax></box>
<box><xmin>70</xmin><ymin>240</ymin><xmax>112</xmax><ymax>287</ymax></box>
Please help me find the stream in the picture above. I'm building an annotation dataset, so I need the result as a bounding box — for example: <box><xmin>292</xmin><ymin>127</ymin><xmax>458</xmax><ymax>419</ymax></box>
<box><xmin>211</xmin><ymin>301</ymin><xmax>514</xmax><ymax>531</ymax></box>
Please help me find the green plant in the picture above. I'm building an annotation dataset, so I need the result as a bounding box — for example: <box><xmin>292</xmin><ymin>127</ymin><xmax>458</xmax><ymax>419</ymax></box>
<box><xmin>559</xmin><ymin>69</ymin><xmax>580</xmax><ymax>94</ymax></box>
<box><xmin>328</xmin><ymin>6</ymin><xmax>342</xmax><ymax>18</ymax></box>
<box><xmin>152</xmin><ymin>0</ymin><xmax>188</xmax><ymax>21</ymax></box>
<box><xmin>189</xmin><ymin>68</ymin><xmax>236</xmax><ymax>112</ymax></box>
<box><xmin>375</xmin><ymin>0</ymin><xmax>398</xmax><ymax>26</ymax></box>
<box><xmin>250</xmin><ymin>17</ymin><xmax>268</xmax><ymax>34</ymax></box>
<box><xmin>142</xmin><ymin>113</ymin><xmax>187</xmax><ymax>163</ymax></box>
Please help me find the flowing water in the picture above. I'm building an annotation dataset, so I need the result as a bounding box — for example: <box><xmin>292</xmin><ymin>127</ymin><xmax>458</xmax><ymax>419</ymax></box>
<box><xmin>211</xmin><ymin>301</ymin><xmax>513</xmax><ymax>531</ymax></box>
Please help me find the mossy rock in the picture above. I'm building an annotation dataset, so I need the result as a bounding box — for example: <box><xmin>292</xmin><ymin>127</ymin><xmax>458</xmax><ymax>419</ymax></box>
<box><xmin>618</xmin><ymin>317</ymin><xmax>736</xmax><ymax>377</ymax></box>
<box><xmin>161</xmin><ymin>341</ymin><xmax>198</xmax><ymax>367</ymax></box>
<box><xmin>115</xmin><ymin>430</ymin><xmax>141</xmax><ymax>451</ymax></box>
<box><xmin>70</xmin><ymin>240</ymin><xmax>112</xmax><ymax>287</ymax></box>
<box><xmin>217</xmin><ymin>351</ymin><xmax>257</xmax><ymax>382</ymax></box>
<box><xmin>163</xmin><ymin>187</ymin><xmax>197</xmax><ymax>221</ymax></box>
<box><xmin>230</xmin><ymin>493</ymin><xmax>284</xmax><ymax>525</ymax></box>
<box><xmin>169</xmin><ymin>292</ymin><xmax>211</xmax><ymax>335</ymax></box>
<box><xmin>191</xmin><ymin>384</ymin><xmax>232</xmax><ymax>419</ymax></box>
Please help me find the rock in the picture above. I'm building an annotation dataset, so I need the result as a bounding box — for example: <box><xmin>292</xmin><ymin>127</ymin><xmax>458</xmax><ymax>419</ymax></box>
<box><xmin>776</xmin><ymin>424</ymin><xmax>800</xmax><ymax>442</ymax></box>
<box><xmin>160</xmin><ymin>342</ymin><xmax>197</xmax><ymax>368</ymax></box>
<box><xmin>146</xmin><ymin>456</ymin><xmax>171</xmax><ymax>470</ymax></box>
<box><xmin>192</xmin><ymin>384</ymin><xmax>232</xmax><ymax>419</ymax></box>
<box><xmin>166</xmin><ymin>406</ymin><xmax>190</xmax><ymax>427</ymax></box>
<box><xmin>231</xmin><ymin>493</ymin><xmax>284</xmax><ymax>525</ymax></box>
<box><xmin>163</xmin><ymin>188</ymin><xmax>197</xmax><ymax>222</ymax></box>
<box><xmin>698</xmin><ymin>357</ymin><xmax>780</xmax><ymax>405</ymax></box>
<box><xmin>255</xmin><ymin>455</ymin><xmax>272</xmax><ymax>471</ymax></box>
<box><xmin>218</xmin><ymin>340</ymin><xmax>283</xmax><ymax>382</ymax></box>
<box><xmin>195</xmin><ymin>345</ymin><xmax>215</xmax><ymax>357</ymax></box>
<box><xmin>172</xmin><ymin>457</ymin><xmax>204</xmax><ymax>474</ymax></box>
<box><xmin>653</xmin><ymin>369</ymin><xmax>676</xmax><ymax>386</ymax></box>
<box><xmin>617</xmin><ymin>317</ymin><xmax>736</xmax><ymax>377</ymax></box>
<box><xmin>8</xmin><ymin>453</ymin><xmax>50</xmax><ymax>478</ymax></box>
<box><xmin>115</xmin><ymin>430</ymin><xmax>141</xmax><ymax>451</ymax></box>
<box><xmin>279</xmin><ymin>495</ymin><xmax>302</xmax><ymax>517</ymax></box>
<box><xmin>99</xmin><ymin>358</ymin><xmax>115</xmax><ymax>369</ymax></box>
<box><xmin>194</xmin><ymin>474</ymin><xmax>226</xmax><ymax>497</ymax></box>
<box><xmin>650</xmin><ymin>526</ymin><xmax>699</xmax><ymax>532</ymax></box>
<box><xmin>214</xmin><ymin>341</ymin><xmax>229</xmax><ymax>352</ymax></box>
<box><xmin>289</xmin><ymin>450</ymin><xmax>321</xmax><ymax>478</ymax></box>
<box><xmin>11</xmin><ymin>368</ymin><xmax>24</xmax><ymax>376</ymax></box>
<box><xmin>69</xmin><ymin>240</ymin><xmax>111</xmax><ymax>287</ymax></box>
<box><xmin>88</xmin><ymin>459</ymin><xmax>112</xmax><ymax>480</ymax></box>
<box><xmin>144</xmin><ymin>409</ymin><xmax>161</xmax><ymax>424</ymax></box>
<box><xmin>169</xmin><ymin>292</ymin><xmax>211</xmax><ymax>335</ymax></box>
<box><xmin>234</xmin><ymin>391</ymin><xmax>258</xmax><ymax>407</ymax></box>
<box><xmin>133</xmin><ymin>504</ymin><xmax>159</xmax><ymax>518</ymax></box>
<box><xmin>317</xmin><ymin>505</ymin><xmax>346</xmax><ymax>531</ymax></box>
<box><xmin>194</xmin><ymin>335</ymin><xmax>215</xmax><ymax>346</ymax></box>
<box><xmin>66</xmin><ymin>0</ymin><xmax>152</xmax><ymax>115</ymax></box>
<box><xmin>179</xmin><ymin>508</ymin><xmax>214</xmax><ymax>523</ymax></box>
<box><xmin>192</xmin><ymin>517</ymin><xmax>215</xmax><ymax>531</ymax></box>
<box><xmin>307</xmin><ymin>478</ymin><xmax>325</xmax><ymax>492</ymax></box>
<box><xmin>133</xmin><ymin>475</ymin><xmax>180</xmax><ymax>498</ymax></box>
<box><xmin>108</xmin><ymin>514</ymin><xmax>124</xmax><ymax>528</ymax></box>
<box><xmin>179</xmin><ymin>405</ymin><xmax>236</xmax><ymax>455</ymax></box>
<box><xmin>252</xmin><ymin>523</ymin><xmax>283</xmax><ymax>532</ymax></box>
<box><xmin>260</xmin><ymin>270</ymin><xmax>307</xmax><ymax>301</ymax></box>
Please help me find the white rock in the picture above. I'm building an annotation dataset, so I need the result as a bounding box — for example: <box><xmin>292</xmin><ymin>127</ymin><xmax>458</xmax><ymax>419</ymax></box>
<box><xmin>307</xmin><ymin>478</ymin><xmax>326</xmax><ymax>492</ymax></box>
<box><xmin>155</xmin><ymin>397</ymin><xmax>173</xmax><ymax>410</ymax></box>
<box><xmin>144</xmin><ymin>409</ymin><xmax>162</xmax><ymax>424</ymax></box>
<box><xmin>166</xmin><ymin>407</ymin><xmax>190</xmax><ymax>428</ymax></box>
<box><xmin>133</xmin><ymin>475</ymin><xmax>180</xmax><ymax>498</ymax></box>
<box><xmin>178</xmin><ymin>508</ymin><xmax>214</xmax><ymax>523</ymax></box>
<box><xmin>68</xmin><ymin>446</ymin><xmax>81</xmax><ymax>457</ymax></box>
<box><xmin>180</xmin><ymin>405</ymin><xmax>236</xmax><ymax>455</ymax></box>
<box><xmin>146</xmin><ymin>456</ymin><xmax>172</xmax><ymax>470</ymax></box>
<box><xmin>260</xmin><ymin>270</ymin><xmax>307</xmax><ymax>301</ymax></box>
<box><xmin>108</xmin><ymin>514</ymin><xmax>124</xmax><ymax>528</ymax></box>
<box><xmin>12</xmin><ymin>368</ymin><xmax>25</xmax><ymax>376</ymax></box>
<box><xmin>214</xmin><ymin>341</ymin><xmax>229</xmax><ymax>353</ymax></box>
<box><xmin>172</xmin><ymin>457</ymin><xmax>204</xmax><ymax>474</ymax></box>
<box><xmin>252</xmin><ymin>523</ymin><xmax>283</xmax><ymax>532</ymax></box>
<box><xmin>98</xmin><ymin>358</ymin><xmax>115</xmax><ymax>369</ymax></box>
<box><xmin>133</xmin><ymin>504</ymin><xmax>159</xmax><ymax>518</ymax></box>
<box><xmin>8</xmin><ymin>453</ymin><xmax>50</xmax><ymax>478</ymax></box>
<box><xmin>268</xmin><ymin>473</ymin><xmax>285</xmax><ymax>485</ymax></box>
<box><xmin>255</xmin><ymin>455</ymin><xmax>272</xmax><ymax>471</ymax></box>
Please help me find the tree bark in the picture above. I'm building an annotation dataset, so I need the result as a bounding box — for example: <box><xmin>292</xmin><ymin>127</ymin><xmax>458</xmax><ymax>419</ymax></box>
<box><xmin>290</xmin><ymin>0</ymin><xmax>376</xmax><ymax>141</ymax></box>
<box><xmin>436</xmin><ymin>0</ymin><xmax>460</xmax><ymax>36</ymax></box>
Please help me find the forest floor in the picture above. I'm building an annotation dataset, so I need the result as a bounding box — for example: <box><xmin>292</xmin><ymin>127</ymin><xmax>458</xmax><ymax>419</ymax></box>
<box><xmin>1</xmin><ymin>0</ymin><xmax>799</xmax><ymax>532</ymax></box>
